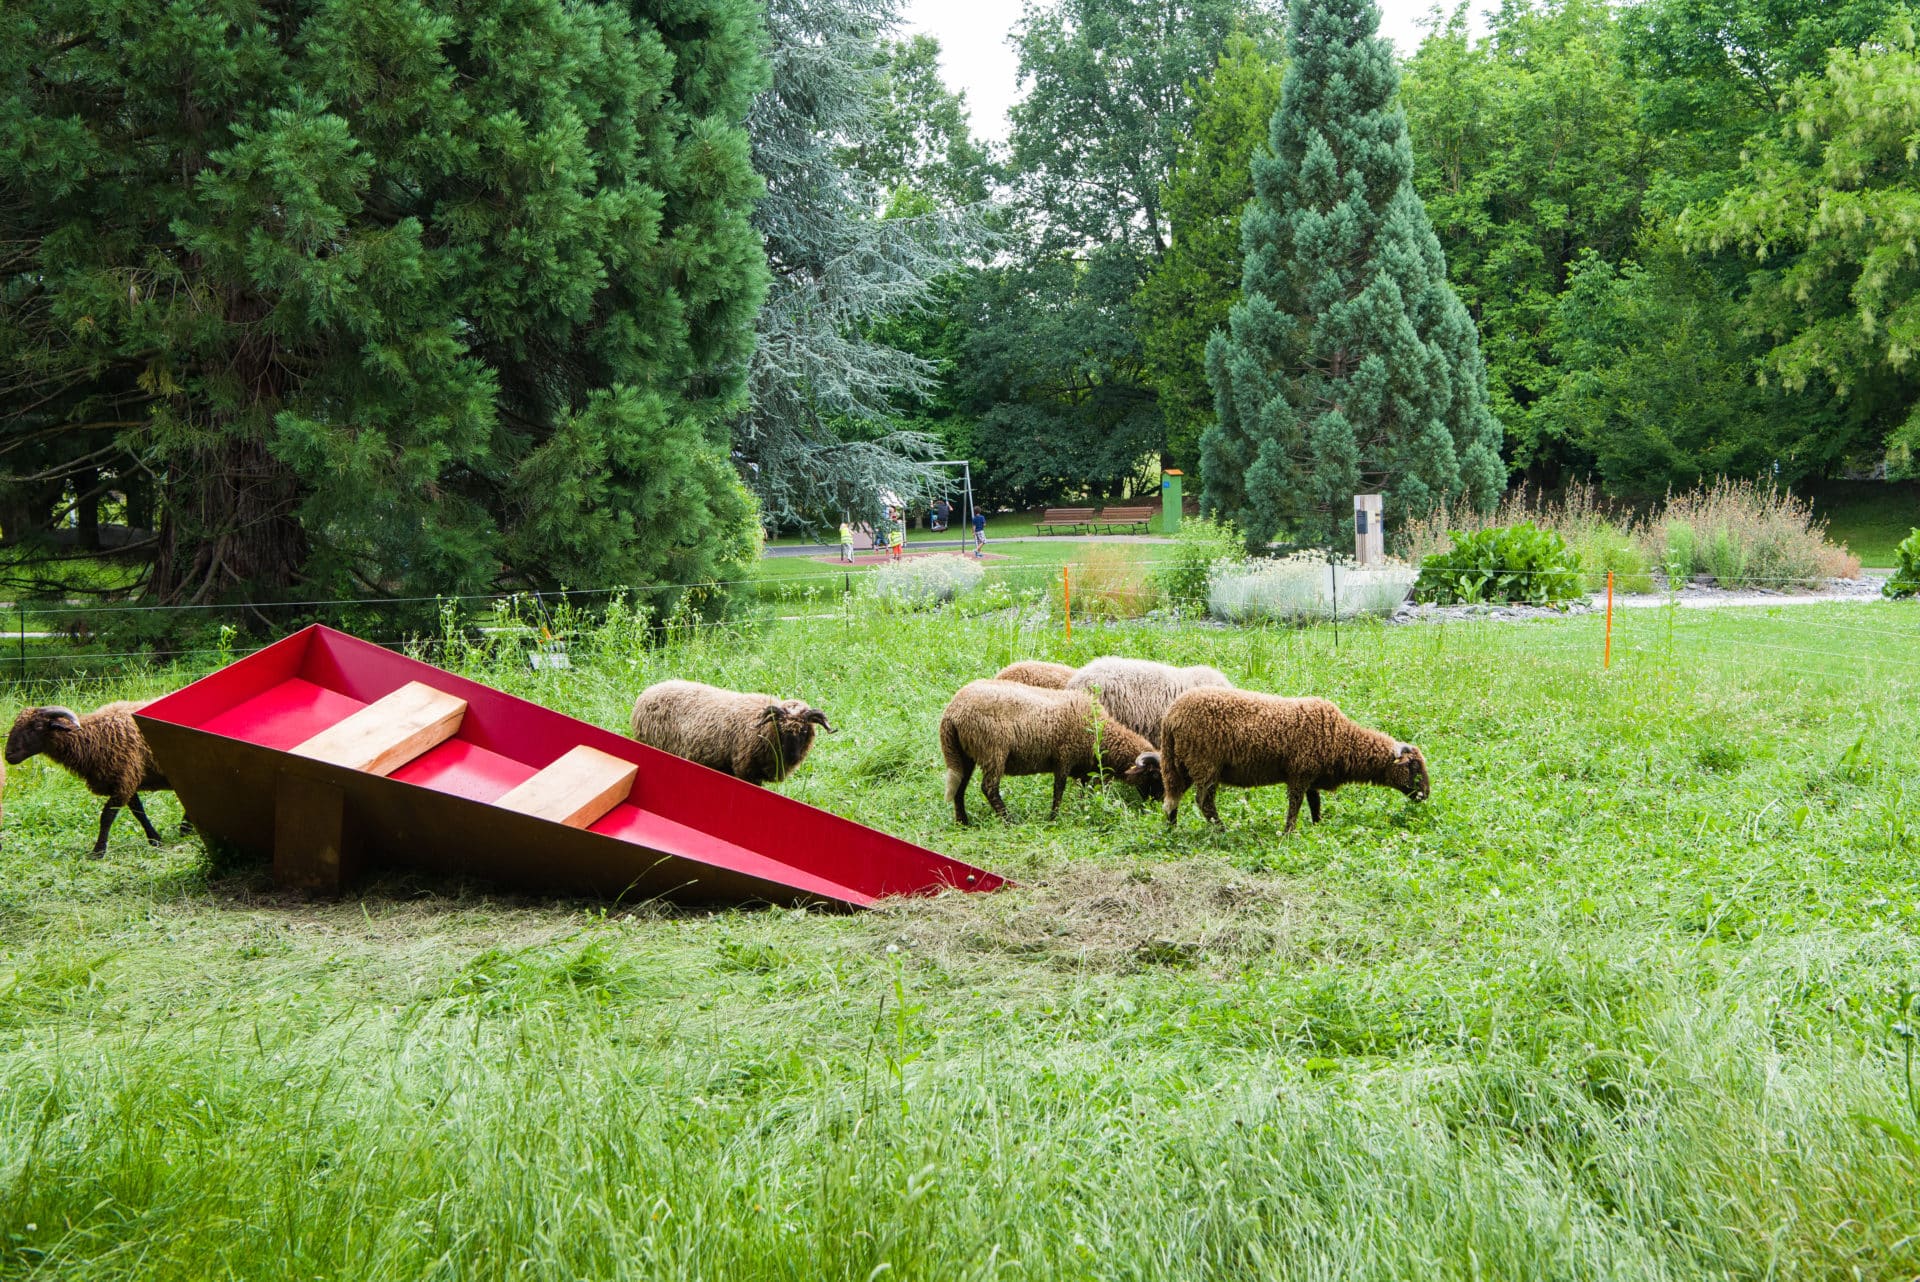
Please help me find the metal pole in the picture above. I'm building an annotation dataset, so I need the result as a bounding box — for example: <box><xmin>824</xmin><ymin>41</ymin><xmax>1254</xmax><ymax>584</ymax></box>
<box><xmin>1329</xmin><ymin>546</ymin><xmax>1339</xmax><ymax>650</ymax></box>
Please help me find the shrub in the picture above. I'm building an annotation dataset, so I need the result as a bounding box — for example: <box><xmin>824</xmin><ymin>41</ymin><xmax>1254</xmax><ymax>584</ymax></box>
<box><xmin>865</xmin><ymin>555</ymin><xmax>983</xmax><ymax>612</ymax></box>
<box><xmin>1151</xmin><ymin>515</ymin><xmax>1244</xmax><ymax>614</ymax></box>
<box><xmin>1209</xmin><ymin>553</ymin><xmax>1416</xmax><ymax>623</ymax></box>
<box><xmin>1414</xmin><ymin>523</ymin><xmax>1586</xmax><ymax>606</ymax></box>
<box><xmin>1650</xmin><ymin>480</ymin><xmax>1859</xmax><ymax>589</ymax></box>
<box><xmin>1659</xmin><ymin>520</ymin><xmax>1697</xmax><ymax>586</ymax></box>
<box><xmin>1885</xmin><ymin>529</ymin><xmax>1920</xmax><ymax>598</ymax></box>
<box><xmin>1057</xmin><ymin>544</ymin><xmax>1156</xmax><ymax>620</ymax></box>
<box><xmin>1565</xmin><ymin>524</ymin><xmax>1654</xmax><ymax>593</ymax></box>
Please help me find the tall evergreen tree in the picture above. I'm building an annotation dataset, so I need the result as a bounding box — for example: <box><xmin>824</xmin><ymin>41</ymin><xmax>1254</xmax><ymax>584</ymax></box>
<box><xmin>739</xmin><ymin>0</ymin><xmax>984</xmax><ymax>530</ymax></box>
<box><xmin>1</xmin><ymin>0</ymin><xmax>768</xmax><ymax>606</ymax></box>
<box><xmin>1203</xmin><ymin>0</ymin><xmax>1503</xmax><ymax>544</ymax></box>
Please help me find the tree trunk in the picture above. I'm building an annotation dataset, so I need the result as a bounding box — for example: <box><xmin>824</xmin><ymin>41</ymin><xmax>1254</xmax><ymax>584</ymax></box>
<box><xmin>73</xmin><ymin>466</ymin><xmax>100</xmax><ymax>551</ymax></box>
<box><xmin>149</xmin><ymin>437</ymin><xmax>308</xmax><ymax>605</ymax></box>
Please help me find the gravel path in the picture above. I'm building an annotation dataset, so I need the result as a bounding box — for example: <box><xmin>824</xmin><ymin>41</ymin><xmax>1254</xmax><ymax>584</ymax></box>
<box><xmin>1393</xmin><ymin>572</ymin><xmax>1891</xmax><ymax>624</ymax></box>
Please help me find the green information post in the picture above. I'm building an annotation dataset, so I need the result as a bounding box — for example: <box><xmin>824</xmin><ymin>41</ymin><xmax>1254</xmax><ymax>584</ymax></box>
<box><xmin>1161</xmin><ymin>469</ymin><xmax>1183</xmax><ymax>534</ymax></box>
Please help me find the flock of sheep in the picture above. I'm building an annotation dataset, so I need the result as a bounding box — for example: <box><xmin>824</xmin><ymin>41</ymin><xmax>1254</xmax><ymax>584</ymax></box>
<box><xmin>1</xmin><ymin>655</ymin><xmax>1430</xmax><ymax>859</ymax></box>
<box><xmin>630</xmin><ymin>656</ymin><xmax>1431</xmax><ymax>834</ymax></box>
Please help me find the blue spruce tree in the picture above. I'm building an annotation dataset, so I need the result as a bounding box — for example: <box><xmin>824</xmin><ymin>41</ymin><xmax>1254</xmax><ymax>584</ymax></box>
<box><xmin>1203</xmin><ymin>0</ymin><xmax>1504</xmax><ymax>546</ymax></box>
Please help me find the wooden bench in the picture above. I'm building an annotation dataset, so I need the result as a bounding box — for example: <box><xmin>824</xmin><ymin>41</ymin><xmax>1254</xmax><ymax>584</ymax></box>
<box><xmin>1095</xmin><ymin>505</ymin><xmax>1156</xmax><ymax>534</ymax></box>
<box><xmin>1035</xmin><ymin>507</ymin><xmax>1096</xmax><ymax>534</ymax></box>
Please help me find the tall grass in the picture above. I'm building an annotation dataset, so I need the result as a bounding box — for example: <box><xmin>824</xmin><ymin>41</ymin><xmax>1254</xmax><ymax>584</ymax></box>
<box><xmin>1654</xmin><ymin>478</ymin><xmax>1861</xmax><ymax>588</ymax></box>
<box><xmin>1056</xmin><ymin>542</ymin><xmax>1155</xmax><ymax>620</ymax></box>
<box><xmin>1401</xmin><ymin>480</ymin><xmax>1860</xmax><ymax>592</ymax></box>
<box><xmin>2</xmin><ymin>603</ymin><xmax>1919</xmax><ymax>1278</ymax></box>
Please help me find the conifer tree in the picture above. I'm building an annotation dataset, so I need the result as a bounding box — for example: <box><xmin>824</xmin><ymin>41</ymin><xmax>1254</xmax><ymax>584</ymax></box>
<box><xmin>1203</xmin><ymin>0</ymin><xmax>1504</xmax><ymax>545</ymax></box>
<box><xmin>1</xmin><ymin>0</ymin><xmax>768</xmax><ymax>605</ymax></box>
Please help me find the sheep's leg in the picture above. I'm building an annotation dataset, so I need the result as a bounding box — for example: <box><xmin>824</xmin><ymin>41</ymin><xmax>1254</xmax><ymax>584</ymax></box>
<box><xmin>1283</xmin><ymin>787</ymin><xmax>1304</xmax><ymax>835</ymax></box>
<box><xmin>1196</xmin><ymin>777</ymin><xmax>1221</xmax><ymax>826</ymax></box>
<box><xmin>1307</xmin><ymin>789</ymin><xmax>1322</xmax><ymax>825</ymax></box>
<box><xmin>1162</xmin><ymin>776</ymin><xmax>1184</xmax><ymax>827</ymax></box>
<box><xmin>91</xmin><ymin>804</ymin><xmax>119</xmax><ymax>858</ymax></box>
<box><xmin>980</xmin><ymin>767</ymin><xmax>1010</xmax><ymax>821</ymax></box>
<box><xmin>947</xmin><ymin>759</ymin><xmax>974</xmax><ymax>825</ymax></box>
<box><xmin>1048</xmin><ymin>771</ymin><xmax>1068</xmax><ymax>819</ymax></box>
<box><xmin>128</xmin><ymin>794</ymin><xmax>164</xmax><ymax>846</ymax></box>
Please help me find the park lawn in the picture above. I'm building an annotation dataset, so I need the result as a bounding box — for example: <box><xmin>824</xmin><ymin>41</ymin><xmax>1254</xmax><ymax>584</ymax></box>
<box><xmin>2</xmin><ymin>600</ymin><xmax>1918</xmax><ymax>1278</ymax></box>
<box><xmin>765</xmin><ymin>505</ymin><xmax>1183</xmax><ymax>547</ymax></box>
<box><xmin>1808</xmin><ymin>480</ymin><xmax>1920</xmax><ymax>566</ymax></box>
<box><xmin>748</xmin><ymin>536</ymin><xmax>1175</xmax><ymax>607</ymax></box>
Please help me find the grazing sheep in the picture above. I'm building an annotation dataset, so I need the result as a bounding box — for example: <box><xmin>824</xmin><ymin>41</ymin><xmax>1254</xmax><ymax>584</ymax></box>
<box><xmin>628</xmin><ymin>680</ymin><xmax>835</xmax><ymax>785</ymax></box>
<box><xmin>993</xmin><ymin>660</ymin><xmax>1077</xmax><ymax>689</ymax></box>
<box><xmin>6</xmin><ymin>701</ymin><xmax>177</xmax><ymax>856</ymax></box>
<box><xmin>939</xmin><ymin>679</ymin><xmax>1160</xmax><ymax>824</ymax></box>
<box><xmin>1135</xmin><ymin>690</ymin><xmax>1428</xmax><ymax>834</ymax></box>
<box><xmin>1065</xmin><ymin>656</ymin><xmax>1232</xmax><ymax>746</ymax></box>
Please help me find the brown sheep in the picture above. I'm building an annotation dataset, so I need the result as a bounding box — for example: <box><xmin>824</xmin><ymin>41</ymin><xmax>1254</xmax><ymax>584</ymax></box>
<box><xmin>939</xmin><ymin>679</ymin><xmax>1160</xmax><ymax>824</ymax></box>
<box><xmin>1134</xmin><ymin>689</ymin><xmax>1428</xmax><ymax>834</ymax></box>
<box><xmin>628</xmin><ymin>680</ymin><xmax>835</xmax><ymax>785</ymax></box>
<box><xmin>6</xmin><ymin>701</ymin><xmax>179</xmax><ymax>856</ymax></box>
<box><xmin>1065</xmin><ymin>656</ymin><xmax>1231</xmax><ymax>746</ymax></box>
<box><xmin>993</xmin><ymin>660</ymin><xmax>1077</xmax><ymax>688</ymax></box>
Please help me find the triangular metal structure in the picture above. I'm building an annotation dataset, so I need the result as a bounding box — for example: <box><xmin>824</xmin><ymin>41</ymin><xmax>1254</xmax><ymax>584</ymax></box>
<box><xmin>137</xmin><ymin>626</ymin><xmax>1003</xmax><ymax>908</ymax></box>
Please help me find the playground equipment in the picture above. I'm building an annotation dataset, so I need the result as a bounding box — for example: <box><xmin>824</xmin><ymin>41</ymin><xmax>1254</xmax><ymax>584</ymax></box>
<box><xmin>135</xmin><ymin>626</ymin><xmax>1004</xmax><ymax>908</ymax></box>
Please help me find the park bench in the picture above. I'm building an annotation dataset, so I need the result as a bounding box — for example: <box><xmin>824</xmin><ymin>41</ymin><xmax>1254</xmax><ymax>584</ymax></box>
<box><xmin>1035</xmin><ymin>507</ymin><xmax>1096</xmax><ymax>534</ymax></box>
<box><xmin>1095</xmin><ymin>505</ymin><xmax>1155</xmax><ymax>534</ymax></box>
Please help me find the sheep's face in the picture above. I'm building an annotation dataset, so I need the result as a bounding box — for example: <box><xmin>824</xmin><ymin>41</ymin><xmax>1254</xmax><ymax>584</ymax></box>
<box><xmin>760</xmin><ymin>701</ymin><xmax>835</xmax><ymax>768</ymax></box>
<box><xmin>6</xmin><ymin>706</ymin><xmax>79</xmax><ymax>765</ymax></box>
<box><xmin>1388</xmin><ymin>743</ymin><xmax>1430</xmax><ymax>802</ymax></box>
<box><xmin>1122</xmin><ymin>751</ymin><xmax>1165</xmax><ymax>801</ymax></box>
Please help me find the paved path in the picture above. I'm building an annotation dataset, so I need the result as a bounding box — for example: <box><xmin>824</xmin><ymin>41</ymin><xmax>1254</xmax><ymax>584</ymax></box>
<box><xmin>764</xmin><ymin>534</ymin><xmax>1175</xmax><ymax>559</ymax></box>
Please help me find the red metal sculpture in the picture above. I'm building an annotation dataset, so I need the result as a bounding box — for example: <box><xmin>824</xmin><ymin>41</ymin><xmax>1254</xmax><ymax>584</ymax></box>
<box><xmin>136</xmin><ymin>626</ymin><xmax>1003</xmax><ymax>908</ymax></box>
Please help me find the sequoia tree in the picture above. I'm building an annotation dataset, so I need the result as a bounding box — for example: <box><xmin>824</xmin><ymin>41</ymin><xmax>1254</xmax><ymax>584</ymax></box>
<box><xmin>1</xmin><ymin>0</ymin><xmax>768</xmax><ymax>605</ymax></box>
<box><xmin>1204</xmin><ymin>0</ymin><xmax>1504</xmax><ymax>544</ymax></box>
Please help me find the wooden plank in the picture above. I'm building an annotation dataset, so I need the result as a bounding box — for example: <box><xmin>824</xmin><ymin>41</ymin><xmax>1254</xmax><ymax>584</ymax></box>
<box><xmin>274</xmin><ymin>771</ymin><xmax>358</xmax><ymax>895</ymax></box>
<box><xmin>289</xmin><ymin>681</ymin><xmax>467</xmax><ymax>776</ymax></box>
<box><xmin>494</xmin><ymin>744</ymin><xmax>637</xmax><ymax>829</ymax></box>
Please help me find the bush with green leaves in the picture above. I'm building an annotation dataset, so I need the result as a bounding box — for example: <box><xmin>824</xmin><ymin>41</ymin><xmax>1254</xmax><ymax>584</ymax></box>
<box><xmin>1884</xmin><ymin>529</ymin><xmax>1920</xmax><ymax>598</ymax></box>
<box><xmin>1151</xmin><ymin>515</ymin><xmax>1245</xmax><ymax>613</ymax></box>
<box><xmin>1414</xmin><ymin>523</ymin><xmax>1586</xmax><ymax>606</ymax></box>
<box><xmin>1209</xmin><ymin>553</ymin><xmax>1416</xmax><ymax>623</ymax></box>
<box><xmin>865</xmin><ymin>555</ymin><xmax>985</xmax><ymax>612</ymax></box>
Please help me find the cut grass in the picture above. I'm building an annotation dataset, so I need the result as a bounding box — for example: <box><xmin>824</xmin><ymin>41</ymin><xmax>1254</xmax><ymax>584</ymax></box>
<box><xmin>2</xmin><ymin>600</ymin><xmax>1919</xmax><ymax>1278</ymax></box>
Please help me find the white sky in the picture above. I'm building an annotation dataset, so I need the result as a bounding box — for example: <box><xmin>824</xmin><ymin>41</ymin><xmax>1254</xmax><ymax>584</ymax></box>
<box><xmin>898</xmin><ymin>0</ymin><xmax>1496</xmax><ymax>142</ymax></box>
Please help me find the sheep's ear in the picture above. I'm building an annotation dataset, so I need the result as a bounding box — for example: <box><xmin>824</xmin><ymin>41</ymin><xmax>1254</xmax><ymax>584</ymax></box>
<box><xmin>803</xmin><ymin>708</ymin><xmax>836</xmax><ymax>733</ymax></box>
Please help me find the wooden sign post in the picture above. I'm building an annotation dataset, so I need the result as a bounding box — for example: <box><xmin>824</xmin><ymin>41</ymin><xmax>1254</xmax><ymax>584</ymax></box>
<box><xmin>1354</xmin><ymin>494</ymin><xmax>1384</xmax><ymax>565</ymax></box>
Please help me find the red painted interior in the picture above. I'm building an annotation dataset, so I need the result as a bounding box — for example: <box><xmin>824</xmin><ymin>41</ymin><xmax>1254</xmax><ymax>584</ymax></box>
<box><xmin>137</xmin><ymin>625</ymin><xmax>1002</xmax><ymax>905</ymax></box>
<box><xmin>388</xmin><ymin>740</ymin><xmax>538</xmax><ymax>803</ymax></box>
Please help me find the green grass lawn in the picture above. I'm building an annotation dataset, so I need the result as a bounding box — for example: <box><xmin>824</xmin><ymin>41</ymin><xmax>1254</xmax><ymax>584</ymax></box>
<box><xmin>3</xmin><ymin>600</ymin><xmax>1919</xmax><ymax>1277</ymax></box>
<box><xmin>766</xmin><ymin>506</ymin><xmax>1183</xmax><ymax>547</ymax></box>
<box><xmin>1807</xmin><ymin>480</ymin><xmax>1920</xmax><ymax>566</ymax></box>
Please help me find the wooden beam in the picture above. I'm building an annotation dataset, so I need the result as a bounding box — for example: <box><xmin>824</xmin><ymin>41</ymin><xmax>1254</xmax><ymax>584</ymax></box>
<box><xmin>273</xmin><ymin>771</ymin><xmax>358</xmax><ymax>894</ymax></box>
<box><xmin>289</xmin><ymin>681</ymin><xmax>467</xmax><ymax>776</ymax></box>
<box><xmin>494</xmin><ymin>745</ymin><xmax>638</xmax><ymax>829</ymax></box>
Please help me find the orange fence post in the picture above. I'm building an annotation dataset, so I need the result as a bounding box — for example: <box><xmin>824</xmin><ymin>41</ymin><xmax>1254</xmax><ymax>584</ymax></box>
<box><xmin>1604</xmin><ymin>570</ymin><xmax>1613</xmax><ymax>669</ymax></box>
<box><xmin>1063</xmin><ymin>565</ymin><xmax>1072</xmax><ymax>641</ymax></box>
